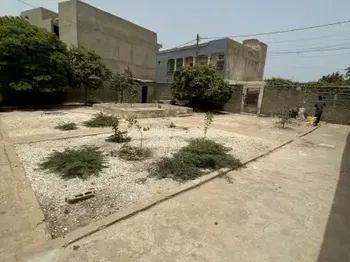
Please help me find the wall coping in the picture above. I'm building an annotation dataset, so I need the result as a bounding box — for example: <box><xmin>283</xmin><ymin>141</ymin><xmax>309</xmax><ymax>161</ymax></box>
<box><xmin>227</xmin><ymin>80</ymin><xmax>266</xmax><ymax>86</ymax></box>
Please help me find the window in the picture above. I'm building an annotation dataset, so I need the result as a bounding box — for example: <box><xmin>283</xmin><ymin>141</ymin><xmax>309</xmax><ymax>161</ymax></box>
<box><xmin>197</xmin><ymin>55</ymin><xmax>207</xmax><ymax>65</ymax></box>
<box><xmin>184</xmin><ymin>56</ymin><xmax>194</xmax><ymax>67</ymax></box>
<box><xmin>176</xmin><ymin>58</ymin><xmax>183</xmax><ymax>69</ymax></box>
<box><xmin>158</xmin><ymin>61</ymin><xmax>161</xmax><ymax>65</ymax></box>
<box><xmin>216</xmin><ymin>60</ymin><xmax>224</xmax><ymax>71</ymax></box>
<box><xmin>216</xmin><ymin>53</ymin><xmax>225</xmax><ymax>72</ymax></box>
<box><xmin>167</xmin><ymin>59</ymin><xmax>175</xmax><ymax>74</ymax></box>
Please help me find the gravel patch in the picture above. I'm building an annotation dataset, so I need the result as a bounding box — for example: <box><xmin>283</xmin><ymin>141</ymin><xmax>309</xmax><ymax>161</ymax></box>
<box><xmin>0</xmin><ymin>108</ymin><xmax>99</xmax><ymax>138</ymax></box>
<box><xmin>14</xmin><ymin>125</ymin><xmax>276</xmax><ymax>237</ymax></box>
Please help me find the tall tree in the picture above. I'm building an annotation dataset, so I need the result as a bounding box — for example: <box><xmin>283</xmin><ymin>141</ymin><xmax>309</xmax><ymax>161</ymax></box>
<box><xmin>171</xmin><ymin>64</ymin><xmax>233</xmax><ymax>109</ymax></box>
<box><xmin>0</xmin><ymin>16</ymin><xmax>70</xmax><ymax>94</ymax></box>
<box><xmin>68</xmin><ymin>46</ymin><xmax>111</xmax><ymax>105</ymax></box>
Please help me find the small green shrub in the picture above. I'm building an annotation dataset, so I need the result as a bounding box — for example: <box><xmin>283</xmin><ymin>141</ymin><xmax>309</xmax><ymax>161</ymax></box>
<box><xmin>150</xmin><ymin>138</ymin><xmax>241</xmax><ymax>181</ymax></box>
<box><xmin>118</xmin><ymin>144</ymin><xmax>152</xmax><ymax>161</ymax></box>
<box><xmin>177</xmin><ymin>138</ymin><xmax>240</xmax><ymax>170</ymax></box>
<box><xmin>168</xmin><ymin>122</ymin><xmax>176</xmax><ymax>128</ymax></box>
<box><xmin>55</xmin><ymin>122</ymin><xmax>78</xmax><ymax>131</ymax></box>
<box><xmin>106</xmin><ymin>131</ymin><xmax>131</xmax><ymax>143</ymax></box>
<box><xmin>39</xmin><ymin>145</ymin><xmax>108</xmax><ymax>179</ymax></box>
<box><xmin>149</xmin><ymin>157</ymin><xmax>200</xmax><ymax>181</ymax></box>
<box><xmin>204</xmin><ymin>112</ymin><xmax>214</xmax><ymax>137</ymax></box>
<box><xmin>126</xmin><ymin>118</ymin><xmax>150</xmax><ymax>148</ymax></box>
<box><xmin>110</xmin><ymin>150</ymin><xmax>118</xmax><ymax>157</ymax></box>
<box><xmin>106</xmin><ymin>120</ymin><xmax>131</xmax><ymax>143</ymax></box>
<box><xmin>84</xmin><ymin>113</ymin><xmax>118</xmax><ymax>128</ymax></box>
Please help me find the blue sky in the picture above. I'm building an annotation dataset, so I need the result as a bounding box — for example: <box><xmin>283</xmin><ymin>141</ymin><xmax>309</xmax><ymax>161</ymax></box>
<box><xmin>2</xmin><ymin>0</ymin><xmax>350</xmax><ymax>81</ymax></box>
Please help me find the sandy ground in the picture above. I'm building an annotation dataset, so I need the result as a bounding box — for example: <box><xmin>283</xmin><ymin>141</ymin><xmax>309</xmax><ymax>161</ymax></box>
<box><xmin>1</xmin><ymin>107</ymin><xmax>306</xmax><ymax>238</ymax></box>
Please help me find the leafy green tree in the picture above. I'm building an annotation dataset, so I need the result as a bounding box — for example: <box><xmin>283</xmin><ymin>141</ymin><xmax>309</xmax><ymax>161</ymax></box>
<box><xmin>68</xmin><ymin>46</ymin><xmax>111</xmax><ymax>105</ymax></box>
<box><xmin>0</xmin><ymin>16</ymin><xmax>70</xmax><ymax>96</ymax></box>
<box><xmin>346</xmin><ymin>67</ymin><xmax>350</xmax><ymax>79</ymax></box>
<box><xmin>109</xmin><ymin>67</ymin><xmax>140</xmax><ymax>103</ymax></box>
<box><xmin>171</xmin><ymin>64</ymin><xmax>233</xmax><ymax>109</ymax></box>
<box><xmin>318</xmin><ymin>72</ymin><xmax>346</xmax><ymax>84</ymax></box>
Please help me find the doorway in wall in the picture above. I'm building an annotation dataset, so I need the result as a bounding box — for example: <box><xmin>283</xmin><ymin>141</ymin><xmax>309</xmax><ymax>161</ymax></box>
<box><xmin>141</xmin><ymin>86</ymin><xmax>148</xmax><ymax>103</ymax></box>
<box><xmin>243</xmin><ymin>88</ymin><xmax>259</xmax><ymax>114</ymax></box>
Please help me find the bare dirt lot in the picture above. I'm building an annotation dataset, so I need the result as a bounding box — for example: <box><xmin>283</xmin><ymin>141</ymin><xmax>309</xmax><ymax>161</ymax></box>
<box><xmin>0</xmin><ymin>107</ymin><xmax>309</xmax><ymax>238</ymax></box>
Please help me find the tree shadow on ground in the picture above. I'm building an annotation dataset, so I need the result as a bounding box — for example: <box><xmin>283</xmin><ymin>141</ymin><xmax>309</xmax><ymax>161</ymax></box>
<box><xmin>317</xmin><ymin>131</ymin><xmax>350</xmax><ymax>262</ymax></box>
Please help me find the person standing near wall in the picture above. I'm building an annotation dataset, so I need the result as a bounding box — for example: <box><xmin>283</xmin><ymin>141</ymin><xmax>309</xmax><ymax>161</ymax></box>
<box><xmin>314</xmin><ymin>96</ymin><xmax>326</xmax><ymax>126</ymax></box>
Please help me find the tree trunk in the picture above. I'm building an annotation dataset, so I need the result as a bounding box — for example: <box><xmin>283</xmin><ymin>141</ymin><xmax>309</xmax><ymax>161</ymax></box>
<box><xmin>84</xmin><ymin>85</ymin><xmax>88</xmax><ymax>106</ymax></box>
<box><xmin>33</xmin><ymin>82</ymin><xmax>40</xmax><ymax>110</ymax></box>
<box><xmin>120</xmin><ymin>90</ymin><xmax>124</xmax><ymax>103</ymax></box>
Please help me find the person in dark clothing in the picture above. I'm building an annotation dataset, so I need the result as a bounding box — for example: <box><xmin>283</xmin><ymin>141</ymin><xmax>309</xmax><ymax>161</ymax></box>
<box><xmin>314</xmin><ymin>96</ymin><xmax>326</xmax><ymax>126</ymax></box>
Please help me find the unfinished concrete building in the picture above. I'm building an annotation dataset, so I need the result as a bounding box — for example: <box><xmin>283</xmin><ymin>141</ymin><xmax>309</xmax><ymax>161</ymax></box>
<box><xmin>156</xmin><ymin>38</ymin><xmax>268</xmax><ymax>114</ymax></box>
<box><xmin>21</xmin><ymin>0</ymin><xmax>159</xmax><ymax>81</ymax></box>
<box><xmin>156</xmin><ymin>38</ymin><xmax>267</xmax><ymax>83</ymax></box>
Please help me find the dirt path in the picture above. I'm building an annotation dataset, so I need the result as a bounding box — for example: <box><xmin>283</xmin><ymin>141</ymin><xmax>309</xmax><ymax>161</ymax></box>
<box><xmin>15</xmin><ymin>124</ymin><xmax>350</xmax><ymax>262</ymax></box>
<box><xmin>0</xmin><ymin>121</ymin><xmax>51</xmax><ymax>260</ymax></box>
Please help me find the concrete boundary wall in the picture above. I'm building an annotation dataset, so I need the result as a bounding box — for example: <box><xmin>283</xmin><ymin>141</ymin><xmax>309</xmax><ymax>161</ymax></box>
<box><xmin>260</xmin><ymin>85</ymin><xmax>350</xmax><ymax>124</ymax></box>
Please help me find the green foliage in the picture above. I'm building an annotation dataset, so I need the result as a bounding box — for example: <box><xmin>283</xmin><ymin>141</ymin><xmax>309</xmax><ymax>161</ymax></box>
<box><xmin>346</xmin><ymin>67</ymin><xmax>350</xmax><ymax>79</ymax></box>
<box><xmin>118</xmin><ymin>144</ymin><xmax>152</xmax><ymax>161</ymax></box>
<box><xmin>110</xmin><ymin>150</ymin><xmax>118</xmax><ymax>157</ymax></box>
<box><xmin>127</xmin><ymin>118</ymin><xmax>150</xmax><ymax>148</ymax></box>
<box><xmin>149</xmin><ymin>156</ymin><xmax>201</xmax><ymax>181</ymax></box>
<box><xmin>167</xmin><ymin>122</ymin><xmax>176</xmax><ymax>128</ymax></box>
<box><xmin>39</xmin><ymin>145</ymin><xmax>107</xmax><ymax>179</ymax></box>
<box><xmin>106</xmin><ymin>120</ymin><xmax>131</xmax><ymax>143</ymax></box>
<box><xmin>150</xmin><ymin>138</ymin><xmax>241</xmax><ymax>181</ymax></box>
<box><xmin>319</xmin><ymin>72</ymin><xmax>349</xmax><ymax>84</ymax></box>
<box><xmin>55</xmin><ymin>122</ymin><xmax>78</xmax><ymax>131</ymax></box>
<box><xmin>204</xmin><ymin>112</ymin><xmax>214</xmax><ymax>137</ymax></box>
<box><xmin>0</xmin><ymin>17</ymin><xmax>70</xmax><ymax>92</ymax></box>
<box><xmin>108</xmin><ymin>67</ymin><xmax>140</xmax><ymax>103</ymax></box>
<box><xmin>171</xmin><ymin>65</ymin><xmax>233</xmax><ymax>109</ymax></box>
<box><xmin>68</xmin><ymin>46</ymin><xmax>111</xmax><ymax>104</ymax></box>
<box><xmin>266</xmin><ymin>76</ymin><xmax>350</xmax><ymax>87</ymax></box>
<box><xmin>84</xmin><ymin>113</ymin><xmax>118</xmax><ymax>128</ymax></box>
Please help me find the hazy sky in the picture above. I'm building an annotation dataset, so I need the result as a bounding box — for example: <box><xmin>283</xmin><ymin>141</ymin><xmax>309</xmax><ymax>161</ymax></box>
<box><xmin>2</xmin><ymin>0</ymin><xmax>350</xmax><ymax>81</ymax></box>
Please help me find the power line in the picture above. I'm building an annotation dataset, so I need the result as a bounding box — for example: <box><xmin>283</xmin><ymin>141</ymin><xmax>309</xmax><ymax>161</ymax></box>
<box><xmin>201</xmin><ymin>19</ymin><xmax>350</xmax><ymax>39</ymax></box>
<box><xmin>15</xmin><ymin>0</ymin><xmax>35</xmax><ymax>8</ymax></box>
<box><xmin>269</xmin><ymin>46</ymin><xmax>350</xmax><ymax>55</ymax></box>
<box><xmin>173</xmin><ymin>39</ymin><xmax>197</xmax><ymax>49</ymax></box>
<box><xmin>268</xmin><ymin>52</ymin><xmax>350</xmax><ymax>58</ymax></box>
<box><xmin>268</xmin><ymin>41</ymin><xmax>350</xmax><ymax>53</ymax></box>
<box><xmin>266</xmin><ymin>33</ymin><xmax>350</xmax><ymax>44</ymax></box>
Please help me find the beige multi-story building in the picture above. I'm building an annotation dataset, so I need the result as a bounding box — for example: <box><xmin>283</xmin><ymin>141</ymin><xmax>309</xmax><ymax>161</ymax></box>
<box><xmin>21</xmin><ymin>0</ymin><xmax>159</xmax><ymax>81</ymax></box>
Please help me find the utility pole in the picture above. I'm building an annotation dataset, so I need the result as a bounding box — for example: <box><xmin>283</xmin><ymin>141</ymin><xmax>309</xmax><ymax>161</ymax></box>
<box><xmin>195</xmin><ymin>33</ymin><xmax>200</xmax><ymax>57</ymax></box>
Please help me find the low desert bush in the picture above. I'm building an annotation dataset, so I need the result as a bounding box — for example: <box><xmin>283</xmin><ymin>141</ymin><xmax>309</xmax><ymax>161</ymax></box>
<box><xmin>118</xmin><ymin>144</ymin><xmax>152</xmax><ymax>161</ymax></box>
<box><xmin>106</xmin><ymin>131</ymin><xmax>131</xmax><ymax>143</ymax></box>
<box><xmin>39</xmin><ymin>145</ymin><xmax>108</xmax><ymax>179</ymax></box>
<box><xmin>55</xmin><ymin>122</ymin><xmax>78</xmax><ymax>131</ymax></box>
<box><xmin>150</xmin><ymin>138</ymin><xmax>241</xmax><ymax>181</ymax></box>
<box><xmin>167</xmin><ymin>122</ymin><xmax>176</xmax><ymax>128</ymax></box>
<box><xmin>106</xmin><ymin>120</ymin><xmax>131</xmax><ymax>143</ymax></box>
<box><xmin>84</xmin><ymin>113</ymin><xmax>118</xmax><ymax>128</ymax></box>
<box><xmin>149</xmin><ymin>157</ymin><xmax>200</xmax><ymax>181</ymax></box>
